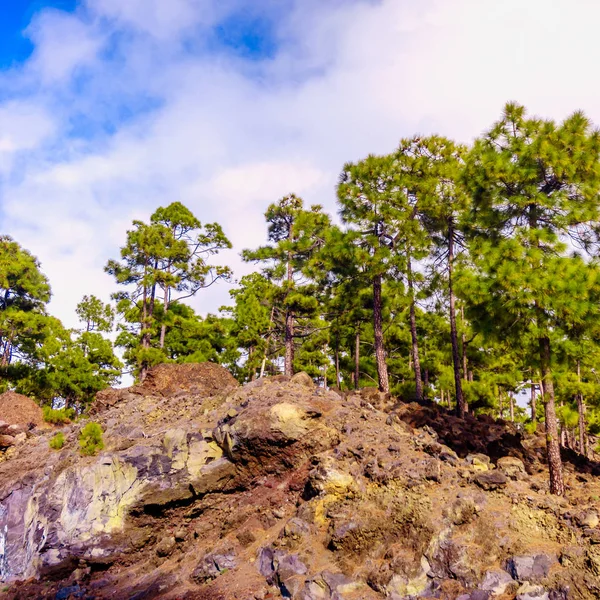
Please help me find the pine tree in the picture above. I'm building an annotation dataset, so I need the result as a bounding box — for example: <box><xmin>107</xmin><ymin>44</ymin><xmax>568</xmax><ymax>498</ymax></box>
<box><xmin>405</xmin><ymin>136</ymin><xmax>470</xmax><ymax>415</ymax></box>
<box><xmin>106</xmin><ymin>202</ymin><xmax>231</xmax><ymax>380</ymax></box>
<box><xmin>150</xmin><ymin>202</ymin><xmax>232</xmax><ymax>348</ymax></box>
<box><xmin>76</xmin><ymin>295</ymin><xmax>115</xmax><ymax>333</ymax></box>
<box><xmin>337</xmin><ymin>155</ymin><xmax>399</xmax><ymax>393</ymax></box>
<box><xmin>337</xmin><ymin>153</ymin><xmax>430</xmax><ymax>396</ymax></box>
<box><xmin>243</xmin><ymin>194</ymin><xmax>330</xmax><ymax>377</ymax></box>
<box><xmin>0</xmin><ymin>236</ymin><xmax>51</xmax><ymax>368</ymax></box>
<box><xmin>461</xmin><ymin>103</ymin><xmax>600</xmax><ymax>495</ymax></box>
<box><xmin>222</xmin><ymin>273</ymin><xmax>276</xmax><ymax>382</ymax></box>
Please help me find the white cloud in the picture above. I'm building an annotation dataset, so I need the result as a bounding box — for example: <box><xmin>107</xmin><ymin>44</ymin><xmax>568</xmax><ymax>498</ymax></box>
<box><xmin>25</xmin><ymin>9</ymin><xmax>102</xmax><ymax>84</ymax></box>
<box><xmin>0</xmin><ymin>101</ymin><xmax>55</xmax><ymax>171</ymax></box>
<box><xmin>4</xmin><ymin>0</ymin><xmax>600</xmax><ymax>329</ymax></box>
<box><xmin>89</xmin><ymin>0</ymin><xmax>237</xmax><ymax>39</ymax></box>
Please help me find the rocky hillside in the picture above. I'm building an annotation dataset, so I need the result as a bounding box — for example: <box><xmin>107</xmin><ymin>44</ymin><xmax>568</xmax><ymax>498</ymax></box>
<box><xmin>1</xmin><ymin>364</ymin><xmax>600</xmax><ymax>599</ymax></box>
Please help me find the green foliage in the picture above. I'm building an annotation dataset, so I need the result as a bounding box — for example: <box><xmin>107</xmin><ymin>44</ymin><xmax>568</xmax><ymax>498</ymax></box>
<box><xmin>106</xmin><ymin>201</ymin><xmax>231</xmax><ymax>378</ymax></box>
<box><xmin>79</xmin><ymin>422</ymin><xmax>104</xmax><ymax>456</ymax></box>
<box><xmin>49</xmin><ymin>432</ymin><xmax>65</xmax><ymax>450</ymax></box>
<box><xmin>0</xmin><ymin>236</ymin><xmax>51</xmax><ymax>369</ymax></box>
<box><xmin>243</xmin><ymin>195</ymin><xmax>331</xmax><ymax>377</ymax></box>
<box><xmin>525</xmin><ymin>422</ymin><xmax>538</xmax><ymax>434</ymax></box>
<box><xmin>76</xmin><ymin>295</ymin><xmax>115</xmax><ymax>333</ymax></box>
<box><xmin>15</xmin><ymin>318</ymin><xmax>122</xmax><ymax>408</ymax></box>
<box><xmin>43</xmin><ymin>406</ymin><xmax>76</xmax><ymax>425</ymax></box>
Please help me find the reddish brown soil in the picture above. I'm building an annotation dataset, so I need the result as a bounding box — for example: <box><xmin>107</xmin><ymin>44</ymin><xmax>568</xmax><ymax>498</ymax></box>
<box><xmin>0</xmin><ymin>391</ymin><xmax>42</xmax><ymax>427</ymax></box>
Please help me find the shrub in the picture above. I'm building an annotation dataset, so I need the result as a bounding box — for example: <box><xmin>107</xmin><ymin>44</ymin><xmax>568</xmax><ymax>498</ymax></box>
<box><xmin>49</xmin><ymin>432</ymin><xmax>65</xmax><ymax>450</ymax></box>
<box><xmin>43</xmin><ymin>406</ymin><xmax>76</xmax><ymax>425</ymax></box>
<box><xmin>524</xmin><ymin>421</ymin><xmax>538</xmax><ymax>435</ymax></box>
<box><xmin>79</xmin><ymin>422</ymin><xmax>104</xmax><ymax>456</ymax></box>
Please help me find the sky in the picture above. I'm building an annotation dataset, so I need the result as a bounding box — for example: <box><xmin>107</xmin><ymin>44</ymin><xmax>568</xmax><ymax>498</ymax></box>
<box><xmin>3</xmin><ymin>0</ymin><xmax>600</xmax><ymax>329</ymax></box>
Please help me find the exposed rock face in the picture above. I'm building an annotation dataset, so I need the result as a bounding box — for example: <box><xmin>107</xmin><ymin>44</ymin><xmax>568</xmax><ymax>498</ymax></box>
<box><xmin>0</xmin><ymin>368</ymin><xmax>599</xmax><ymax>599</ymax></box>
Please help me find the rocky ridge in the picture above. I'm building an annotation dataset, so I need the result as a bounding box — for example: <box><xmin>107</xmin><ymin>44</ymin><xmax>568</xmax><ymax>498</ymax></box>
<box><xmin>0</xmin><ymin>364</ymin><xmax>600</xmax><ymax>599</ymax></box>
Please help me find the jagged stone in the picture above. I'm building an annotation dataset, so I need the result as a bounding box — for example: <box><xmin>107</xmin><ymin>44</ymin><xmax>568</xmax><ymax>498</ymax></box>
<box><xmin>516</xmin><ymin>583</ymin><xmax>549</xmax><ymax>600</ymax></box>
<box><xmin>155</xmin><ymin>536</ymin><xmax>176</xmax><ymax>557</ymax></box>
<box><xmin>497</xmin><ymin>456</ymin><xmax>526</xmax><ymax>479</ymax></box>
<box><xmin>480</xmin><ymin>569</ymin><xmax>514</xmax><ymax>595</ymax></box>
<box><xmin>0</xmin><ymin>435</ymin><xmax>15</xmax><ymax>448</ymax></box>
<box><xmin>467</xmin><ymin>453</ymin><xmax>491</xmax><ymax>472</ymax></box>
<box><xmin>191</xmin><ymin>552</ymin><xmax>237</xmax><ymax>583</ymax></box>
<box><xmin>507</xmin><ymin>554</ymin><xmax>557</xmax><ymax>582</ymax></box>
<box><xmin>474</xmin><ymin>470</ymin><xmax>508</xmax><ymax>490</ymax></box>
<box><xmin>576</xmin><ymin>510</ymin><xmax>599</xmax><ymax>529</ymax></box>
<box><xmin>290</xmin><ymin>372</ymin><xmax>315</xmax><ymax>389</ymax></box>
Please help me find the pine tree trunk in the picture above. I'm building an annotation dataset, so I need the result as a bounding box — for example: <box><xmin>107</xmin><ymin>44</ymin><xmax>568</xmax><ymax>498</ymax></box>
<box><xmin>260</xmin><ymin>305</ymin><xmax>275</xmax><ymax>379</ymax></box>
<box><xmin>139</xmin><ymin>259</ymin><xmax>150</xmax><ymax>382</ymax></box>
<box><xmin>284</xmin><ymin>310</ymin><xmax>294</xmax><ymax>377</ymax></box>
<box><xmin>531</xmin><ymin>380</ymin><xmax>537</xmax><ymax>423</ymax></box>
<box><xmin>448</xmin><ymin>224</ymin><xmax>466</xmax><ymax>417</ymax></box>
<box><xmin>373</xmin><ymin>275</ymin><xmax>389</xmax><ymax>393</ymax></box>
<box><xmin>335</xmin><ymin>347</ymin><xmax>340</xmax><ymax>389</ymax></box>
<box><xmin>354</xmin><ymin>328</ymin><xmax>360</xmax><ymax>390</ymax></box>
<box><xmin>510</xmin><ymin>393</ymin><xmax>515</xmax><ymax>422</ymax></box>
<box><xmin>1</xmin><ymin>334</ymin><xmax>13</xmax><ymax>367</ymax></box>
<box><xmin>539</xmin><ymin>336</ymin><xmax>565</xmax><ymax>496</ymax></box>
<box><xmin>284</xmin><ymin>252</ymin><xmax>294</xmax><ymax>377</ymax></box>
<box><xmin>461</xmin><ymin>307</ymin><xmax>468</xmax><ymax>380</ymax></box>
<box><xmin>577</xmin><ymin>359</ymin><xmax>587</xmax><ymax>457</ymax></box>
<box><xmin>159</xmin><ymin>285</ymin><xmax>169</xmax><ymax>349</ymax></box>
<box><xmin>249</xmin><ymin>347</ymin><xmax>256</xmax><ymax>381</ymax></box>
<box><xmin>406</xmin><ymin>256</ymin><xmax>422</xmax><ymax>401</ymax></box>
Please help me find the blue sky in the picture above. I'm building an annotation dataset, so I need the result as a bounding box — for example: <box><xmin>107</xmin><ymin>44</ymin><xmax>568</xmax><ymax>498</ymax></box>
<box><xmin>0</xmin><ymin>0</ymin><xmax>78</xmax><ymax>67</ymax></box>
<box><xmin>2</xmin><ymin>0</ymin><xmax>600</xmax><ymax>331</ymax></box>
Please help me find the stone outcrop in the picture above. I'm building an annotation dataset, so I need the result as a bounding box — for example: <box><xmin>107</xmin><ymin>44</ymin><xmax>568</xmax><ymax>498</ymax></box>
<box><xmin>0</xmin><ymin>366</ymin><xmax>599</xmax><ymax>599</ymax></box>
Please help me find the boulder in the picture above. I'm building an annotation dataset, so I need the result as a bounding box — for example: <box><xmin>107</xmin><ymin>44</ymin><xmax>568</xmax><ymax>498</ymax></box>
<box><xmin>516</xmin><ymin>583</ymin><xmax>549</xmax><ymax>600</ymax></box>
<box><xmin>576</xmin><ymin>510</ymin><xmax>599</xmax><ymax>529</ymax></box>
<box><xmin>467</xmin><ymin>453</ymin><xmax>491</xmax><ymax>472</ymax></box>
<box><xmin>155</xmin><ymin>536</ymin><xmax>176</xmax><ymax>557</ymax></box>
<box><xmin>507</xmin><ymin>554</ymin><xmax>557</xmax><ymax>582</ymax></box>
<box><xmin>497</xmin><ymin>456</ymin><xmax>526</xmax><ymax>479</ymax></box>
<box><xmin>139</xmin><ymin>362</ymin><xmax>239</xmax><ymax>398</ymax></box>
<box><xmin>0</xmin><ymin>434</ymin><xmax>15</xmax><ymax>448</ymax></box>
<box><xmin>480</xmin><ymin>569</ymin><xmax>514</xmax><ymax>595</ymax></box>
<box><xmin>474</xmin><ymin>471</ymin><xmax>508</xmax><ymax>491</ymax></box>
<box><xmin>290</xmin><ymin>372</ymin><xmax>315</xmax><ymax>389</ymax></box>
<box><xmin>192</xmin><ymin>552</ymin><xmax>237</xmax><ymax>583</ymax></box>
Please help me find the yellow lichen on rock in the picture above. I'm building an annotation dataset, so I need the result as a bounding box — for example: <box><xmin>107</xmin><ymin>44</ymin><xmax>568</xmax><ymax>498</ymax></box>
<box><xmin>269</xmin><ymin>403</ymin><xmax>312</xmax><ymax>440</ymax></box>
<box><xmin>163</xmin><ymin>428</ymin><xmax>189</xmax><ymax>471</ymax></box>
<box><xmin>186</xmin><ymin>440</ymin><xmax>223</xmax><ymax>478</ymax></box>
<box><xmin>53</xmin><ymin>458</ymin><xmax>143</xmax><ymax>541</ymax></box>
